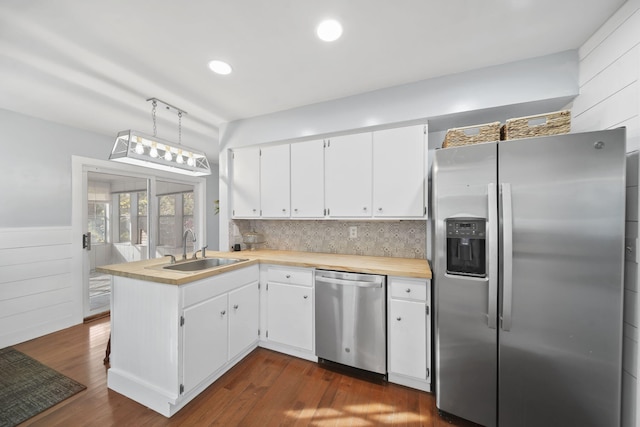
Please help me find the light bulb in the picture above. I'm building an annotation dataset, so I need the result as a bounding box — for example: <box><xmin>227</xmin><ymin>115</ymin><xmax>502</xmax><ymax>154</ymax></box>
<box><xmin>163</xmin><ymin>147</ymin><xmax>172</xmax><ymax>161</ymax></box>
<box><xmin>317</xmin><ymin>19</ymin><xmax>343</xmax><ymax>42</ymax></box>
<box><xmin>176</xmin><ymin>150</ymin><xmax>184</xmax><ymax>164</ymax></box>
<box><xmin>135</xmin><ymin>143</ymin><xmax>144</xmax><ymax>154</ymax></box>
<box><xmin>187</xmin><ymin>153</ymin><xmax>195</xmax><ymax>167</ymax></box>
<box><xmin>149</xmin><ymin>146</ymin><xmax>158</xmax><ymax>158</ymax></box>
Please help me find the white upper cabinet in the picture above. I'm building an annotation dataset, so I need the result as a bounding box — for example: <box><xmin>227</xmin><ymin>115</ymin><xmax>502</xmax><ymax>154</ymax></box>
<box><xmin>260</xmin><ymin>145</ymin><xmax>290</xmax><ymax>218</ymax></box>
<box><xmin>373</xmin><ymin>125</ymin><xmax>426</xmax><ymax>217</ymax></box>
<box><xmin>232</xmin><ymin>147</ymin><xmax>261</xmax><ymax>218</ymax></box>
<box><xmin>231</xmin><ymin>123</ymin><xmax>427</xmax><ymax>219</ymax></box>
<box><xmin>291</xmin><ymin>140</ymin><xmax>325</xmax><ymax>218</ymax></box>
<box><xmin>325</xmin><ymin>133</ymin><xmax>373</xmax><ymax>217</ymax></box>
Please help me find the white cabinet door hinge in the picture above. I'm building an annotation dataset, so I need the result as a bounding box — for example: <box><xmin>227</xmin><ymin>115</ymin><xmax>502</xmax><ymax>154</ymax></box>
<box><xmin>180</xmin><ymin>315</ymin><xmax>185</xmax><ymax>326</ymax></box>
<box><xmin>180</xmin><ymin>384</ymin><xmax>184</xmax><ymax>394</ymax></box>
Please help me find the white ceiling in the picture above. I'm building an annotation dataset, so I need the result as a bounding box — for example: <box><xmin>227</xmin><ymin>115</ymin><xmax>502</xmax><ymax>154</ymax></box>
<box><xmin>0</xmin><ymin>0</ymin><xmax>626</xmax><ymax>163</ymax></box>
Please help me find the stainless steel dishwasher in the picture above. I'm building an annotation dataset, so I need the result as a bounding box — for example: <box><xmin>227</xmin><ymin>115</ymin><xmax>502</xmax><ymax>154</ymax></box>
<box><xmin>315</xmin><ymin>269</ymin><xmax>386</xmax><ymax>375</ymax></box>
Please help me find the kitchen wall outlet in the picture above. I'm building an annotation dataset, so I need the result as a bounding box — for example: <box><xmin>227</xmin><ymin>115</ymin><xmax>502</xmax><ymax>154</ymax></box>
<box><xmin>349</xmin><ymin>226</ymin><xmax>357</xmax><ymax>239</ymax></box>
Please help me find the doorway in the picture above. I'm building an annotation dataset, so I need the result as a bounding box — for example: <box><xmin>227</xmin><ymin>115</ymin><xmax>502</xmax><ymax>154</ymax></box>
<box><xmin>86</xmin><ymin>172</ymin><xmax>150</xmax><ymax>317</ymax></box>
<box><xmin>76</xmin><ymin>159</ymin><xmax>206</xmax><ymax>320</ymax></box>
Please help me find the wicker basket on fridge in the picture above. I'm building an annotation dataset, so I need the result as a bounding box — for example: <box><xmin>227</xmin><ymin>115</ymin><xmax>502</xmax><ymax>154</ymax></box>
<box><xmin>441</xmin><ymin>121</ymin><xmax>501</xmax><ymax>148</ymax></box>
<box><xmin>500</xmin><ymin>110</ymin><xmax>571</xmax><ymax>140</ymax></box>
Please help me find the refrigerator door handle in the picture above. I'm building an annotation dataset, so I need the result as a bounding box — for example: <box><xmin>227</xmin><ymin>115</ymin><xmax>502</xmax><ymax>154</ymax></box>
<box><xmin>501</xmin><ymin>183</ymin><xmax>514</xmax><ymax>331</ymax></box>
<box><xmin>487</xmin><ymin>183</ymin><xmax>498</xmax><ymax>329</ymax></box>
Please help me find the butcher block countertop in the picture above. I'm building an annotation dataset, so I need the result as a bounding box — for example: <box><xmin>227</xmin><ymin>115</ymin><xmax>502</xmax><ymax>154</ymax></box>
<box><xmin>97</xmin><ymin>249</ymin><xmax>431</xmax><ymax>285</ymax></box>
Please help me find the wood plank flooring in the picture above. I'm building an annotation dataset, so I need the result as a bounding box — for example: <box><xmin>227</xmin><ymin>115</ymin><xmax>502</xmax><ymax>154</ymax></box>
<box><xmin>13</xmin><ymin>317</ymin><xmax>480</xmax><ymax>426</ymax></box>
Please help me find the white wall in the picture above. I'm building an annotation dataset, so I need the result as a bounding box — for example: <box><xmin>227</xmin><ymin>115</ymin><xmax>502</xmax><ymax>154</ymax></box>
<box><xmin>0</xmin><ymin>108</ymin><xmax>114</xmax><ymax>227</ymax></box>
<box><xmin>0</xmin><ymin>227</ymin><xmax>78</xmax><ymax>348</ymax></box>
<box><xmin>218</xmin><ymin>51</ymin><xmax>580</xmax><ymax>249</ymax></box>
<box><xmin>571</xmin><ymin>1</ymin><xmax>640</xmax><ymax>425</ymax></box>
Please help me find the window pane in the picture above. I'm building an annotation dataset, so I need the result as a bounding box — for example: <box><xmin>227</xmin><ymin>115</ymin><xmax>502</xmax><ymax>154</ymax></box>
<box><xmin>89</xmin><ymin>218</ymin><xmax>106</xmax><ymax>243</ymax></box>
<box><xmin>160</xmin><ymin>195</ymin><xmax>175</xmax><ymax>216</ymax></box>
<box><xmin>119</xmin><ymin>217</ymin><xmax>130</xmax><ymax>242</ymax></box>
<box><xmin>159</xmin><ymin>216</ymin><xmax>175</xmax><ymax>247</ymax></box>
<box><xmin>138</xmin><ymin>192</ymin><xmax>148</xmax><ymax>215</ymax></box>
<box><xmin>119</xmin><ymin>194</ymin><xmax>130</xmax><ymax>215</ymax></box>
<box><xmin>138</xmin><ymin>215</ymin><xmax>148</xmax><ymax>245</ymax></box>
<box><xmin>183</xmin><ymin>216</ymin><xmax>193</xmax><ymax>230</ymax></box>
<box><xmin>183</xmin><ymin>192</ymin><xmax>194</xmax><ymax>216</ymax></box>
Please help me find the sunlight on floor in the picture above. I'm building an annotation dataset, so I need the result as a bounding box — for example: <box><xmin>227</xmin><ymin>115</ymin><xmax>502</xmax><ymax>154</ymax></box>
<box><xmin>345</xmin><ymin>403</ymin><xmax>395</xmax><ymax>414</ymax></box>
<box><xmin>284</xmin><ymin>402</ymin><xmax>427</xmax><ymax>425</ymax></box>
<box><xmin>88</xmin><ymin>318</ymin><xmax>110</xmax><ymax>347</ymax></box>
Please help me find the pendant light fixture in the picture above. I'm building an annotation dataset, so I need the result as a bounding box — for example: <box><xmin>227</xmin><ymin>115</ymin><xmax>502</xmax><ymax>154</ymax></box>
<box><xmin>109</xmin><ymin>98</ymin><xmax>211</xmax><ymax>176</ymax></box>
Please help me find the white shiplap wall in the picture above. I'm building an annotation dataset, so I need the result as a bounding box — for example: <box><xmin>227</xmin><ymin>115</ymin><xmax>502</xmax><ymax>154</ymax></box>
<box><xmin>572</xmin><ymin>1</ymin><xmax>640</xmax><ymax>425</ymax></box>
<box><xmin>0</xmin><ymin>227</ymin><xmax>81</xmax><ymax>348</ymax></box>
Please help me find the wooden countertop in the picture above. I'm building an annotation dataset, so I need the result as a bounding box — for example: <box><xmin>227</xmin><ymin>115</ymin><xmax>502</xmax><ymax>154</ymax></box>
<box><xmin>97</xmin><ymin>249</ymin><xmax>431</xmax><ymax>285</ymax></box>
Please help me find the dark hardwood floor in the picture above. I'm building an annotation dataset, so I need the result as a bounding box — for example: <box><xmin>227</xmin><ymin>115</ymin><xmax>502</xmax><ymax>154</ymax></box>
<box><xmin>13</xmin><ymin>317</ymin><xmax>480</xmax><ymax>426</ymax></box>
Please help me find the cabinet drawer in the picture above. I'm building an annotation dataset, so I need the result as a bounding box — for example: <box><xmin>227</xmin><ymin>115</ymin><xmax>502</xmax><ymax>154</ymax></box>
<box><xmin>389</xmin><ymin>276</ymin><xmax>428</xmax><ymax>301</ymax></box>
<box><xmin>266</xmin><ymin>266</ymin><xmax>313</xmax><ymax>287</ymax></box>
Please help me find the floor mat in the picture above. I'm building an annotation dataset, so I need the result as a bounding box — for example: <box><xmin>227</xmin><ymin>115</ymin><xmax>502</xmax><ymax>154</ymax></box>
<box><xmin>0</xmin><ymin>347</ymin><xmax>86</xmax><ymax>427</ymax></box>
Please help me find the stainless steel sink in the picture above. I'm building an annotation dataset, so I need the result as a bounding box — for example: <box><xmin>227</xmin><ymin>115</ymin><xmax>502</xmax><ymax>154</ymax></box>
<box><xmin>163</xmin><ymin>258</ymin><xmax>247</xmax><ymax>272</ymax></box>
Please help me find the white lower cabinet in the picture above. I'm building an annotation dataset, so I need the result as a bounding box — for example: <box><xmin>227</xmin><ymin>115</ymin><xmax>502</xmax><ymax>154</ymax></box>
<box><xmin>108</xmin><ymin>265</ymin><xmax>259</xmax><ymax>417</ymax></box>
<box><xmin>229</xmin><ymin>282</ymin><xmax>260</xmax><ymax>359</ymax></box>
<box><xmin>182</xmin><ymin>293</ymin><xmax>228</xmax><ymax>394</ymax></box>
<box><xmin>259</xmin><ymin>265</ymin><xmax>316</xmax><ymax>361</ymax></box>
<box><xmin>387</xmin><ymin>276</ymin><xmax>431</xmax><ymax>392</ymax></box>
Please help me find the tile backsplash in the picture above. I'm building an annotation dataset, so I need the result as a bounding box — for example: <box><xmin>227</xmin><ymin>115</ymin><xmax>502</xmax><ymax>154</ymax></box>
<box><xmin>230</xmin><ymin>220</ymin><xmax>426</xmax><ymax>259</ymax></box>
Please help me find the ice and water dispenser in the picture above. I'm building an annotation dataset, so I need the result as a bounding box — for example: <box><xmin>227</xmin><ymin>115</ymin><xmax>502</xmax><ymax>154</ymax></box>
<box><xmin>445</xmin><ymin>218</ymin><xmax>487</xmax><ymax>277</ymax></box>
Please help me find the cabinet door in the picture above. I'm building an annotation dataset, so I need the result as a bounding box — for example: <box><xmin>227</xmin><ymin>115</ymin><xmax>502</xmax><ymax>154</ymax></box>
<box><xmin>229</xmin><ymin>281</ymin><xmax>259</xmax><ymax>359</ymax></box>
<box><xmin>373</xmin><ymin>125</ymin><xmax>425</xmax><ymax>217</ymax></box>
<box><xmin>182</xmin><ymin>294</ymin><xmax>228</xmax><ymax>393</ymax></box>
<box><xmin>232</xmin><ymin>148</ymin><xmax>261</xmax><ymax>217</ymax></box>
<box><xmin>291</xmin><ymin>140</ymin><xmax>325</xmax><ymax>218</ymax></box>
<box><xmin>261</xmin><ymin>145</ymin><xmax>290</xmax><ymax>218</ymax></box>
<box><xmin>266</xmin><ymin>282</ymin><xmax>313</xmax><ymax>351</ymax></box>
<box><xmin>389</xmin><ymin>299</ymin><xmax>426</xmax><ymax>379</ymax></box>
<box><xmin>325</xmin><ymin>133</ymin><xmax>372</xmax><ymax>217</ymax></box>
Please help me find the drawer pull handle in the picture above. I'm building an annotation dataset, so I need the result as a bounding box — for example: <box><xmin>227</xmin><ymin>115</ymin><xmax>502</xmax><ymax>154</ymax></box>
<box><xmin>397</xmin><ymin>317</ymin><xmax>402</xmax><ymax>321</ymax></box>
<box><xmin>286</xmin><ymin>274</ymin><xmax>291</xmax><ymax>279</ymax></box>
<box><xmin>405</xmin><ymin>288</ymin><xmax>411</xmax><ymax>293</ymax></box>
<box><xmin>221</xmin><ymin>310</ymin><xmax>226</xmax><ymax>316</ymax></box>
<box><xmin>233</xmin><ymin>304</ymin><xmax>239</xmax><ymax>310</ymax></box>
<box><xmin>303</xmin><ymin>295</ymin><xmax>308</xmax><ymax>299</ymax></box>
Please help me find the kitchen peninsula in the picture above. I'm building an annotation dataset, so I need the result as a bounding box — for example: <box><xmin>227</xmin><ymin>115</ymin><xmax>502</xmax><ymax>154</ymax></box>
<box><xmin>98</xmin><ymin>250</ymin><xmax>431</xmax><ymax>417</ymax></box>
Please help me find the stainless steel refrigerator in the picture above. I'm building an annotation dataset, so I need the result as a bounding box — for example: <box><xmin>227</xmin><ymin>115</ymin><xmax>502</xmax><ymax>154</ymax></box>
<box><xmin>432</xmin><ymin>129</ymin><xmax>626</xmax><ymax>427</ymax></box>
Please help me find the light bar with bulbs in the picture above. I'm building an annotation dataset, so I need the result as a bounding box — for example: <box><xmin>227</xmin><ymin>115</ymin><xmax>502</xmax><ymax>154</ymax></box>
<box><xmin>109</xmin><ymin>130</ymin><xmax>211</xmax><ymax>176</ymax></box>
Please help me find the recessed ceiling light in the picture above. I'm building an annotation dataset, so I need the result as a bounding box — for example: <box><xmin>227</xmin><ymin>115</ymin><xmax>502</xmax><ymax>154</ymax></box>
<box><xmin>316</xmin><ymin>19</ymin><xmax>343</xmax><ymax>42</ymax></box>
<box><xmin>208</xmin><ymin>60</ymin><xmax>232</xmax><ymax>75</ymax></box>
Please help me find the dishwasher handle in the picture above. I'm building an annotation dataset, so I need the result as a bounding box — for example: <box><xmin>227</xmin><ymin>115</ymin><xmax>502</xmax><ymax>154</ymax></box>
<box><xmin>315</xmin><ymin>275</ymin><xmax>383</xmax><ymax>288</ymax></box>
